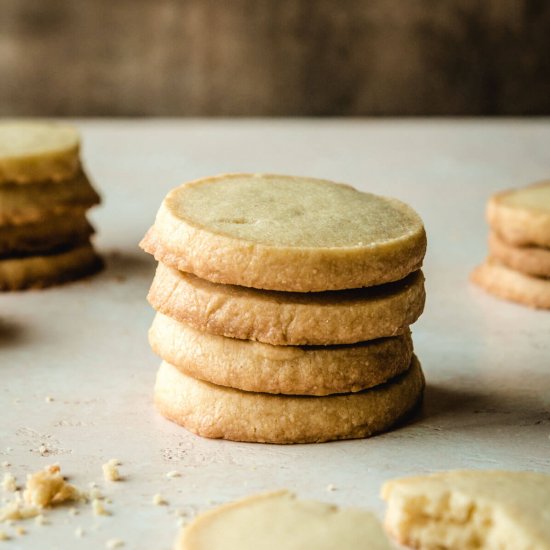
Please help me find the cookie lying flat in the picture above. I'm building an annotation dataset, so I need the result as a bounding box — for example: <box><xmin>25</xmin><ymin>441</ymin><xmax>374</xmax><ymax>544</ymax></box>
<box><xmin>177</xmin><ymin>491</ymin><xmax>391</xmax><ymax>550</ymax></box>
<box><xmin>148</xmin><ymin>264</ymin><xmax>425</xmax><ymax>346</ymax></box>
<box><xmin>141</xmin><ymin>173</ymin><xmax>426</xmax><ymax>292</ymax></box>
<box><xmin>0</xmin><ymin>243</ymin><xmax>103</xmax><ymax>291</ymax></box>
<box><xmin>471</xmin><ymin>259</ymin><xmax>550</xmax><ymax>309</ymax></box>
<box><xmin>488</xmin><ymin>232</ymin><xmax>550</xmax><ymax>277</ymax></box>
<box><xmin>154</xmin><ymin>356</ymin><xmax>424</xmax><ymax>444</ymax></box>
<box><xmin>0</xmin><ymin>170</ymin><xmax>100</xmax><ymax>225</ymax></box>
<box><xmin>0</xmin><ymin>121</ymin><xmax>80</xmax><ymax>184</ymax></box>
<box><xmin>487</xmin><ymin>181</ymin><xmax>550</xmax><ymax>248</ymax></box>
<box><xmin>149</xmin><ymin>312</ymin><xmax>413</xmax><ymax>395</ymax></box>
<box><xmin>0</xmin><ymin>211</ymin><xmax>94</xmax><ymax>257</ymax></box>
<box><xmin>382</xmin><ymin>470</ymin><xmax>550</xmax><ymax>550</ymax></box>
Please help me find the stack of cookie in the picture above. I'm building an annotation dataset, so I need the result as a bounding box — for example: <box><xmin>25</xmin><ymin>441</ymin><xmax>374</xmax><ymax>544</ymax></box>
<box><xmin>141</xmin><ymin>174</ymin><xmax>427</xmax><ymax>444</ymax></box>
<box><xmin>0</xmin><ymin>122</ymin><xmax>103</xmax><ymax>291</ymax></box>
<box><xmin>472</xmin><ymin>181</ymin><xmax>550</xmax><ymax>309</ymax></box>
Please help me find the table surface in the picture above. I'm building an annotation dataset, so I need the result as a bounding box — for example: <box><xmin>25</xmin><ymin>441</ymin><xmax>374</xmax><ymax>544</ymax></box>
<box><xmin>1</xmin><ymin>119</ymin><xmax>550</xmax><ymax>549</ymax></box>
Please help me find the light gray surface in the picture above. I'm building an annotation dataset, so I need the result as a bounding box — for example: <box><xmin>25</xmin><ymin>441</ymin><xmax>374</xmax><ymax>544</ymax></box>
<box><xmin>1</xmin><ymin>119</ymin><xmax>549</xmax><ymax>549</ymax></box>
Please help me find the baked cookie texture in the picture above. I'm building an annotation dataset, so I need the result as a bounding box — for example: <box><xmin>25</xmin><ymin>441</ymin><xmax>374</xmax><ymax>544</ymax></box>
<box><xmin>143</xmin><ymin>173</ymin><xmax>427</xmax><ymax>443</ymax></box>
<box><xmin>0</xmin><ymin>122</ymin><xmax>102</xmax><ymax>291</ymax></box>
<box><xmin>148</xmin><ymin>263</ymin><xmax>425</xmax><ymax>346</ymax></box>
<box><xmin>488</xmin><ymin>232</ymin><xmax>550</xmax><ymax>277</ymax></box>
<box><xmin>177</xmin><ymin>490</ymin><xmax>392</xmax><ymax>550</ymax></box>
<box><xmin>0</xmin><ymin>121</ymin><xmax>80</xmax><ymax>184</ymax></box>
<box><xmin>149</xmin><ymin>313</ymin><xmax>413</xmax><ymax>395</ymax></box>
<box><xmin>487</xmin><ymin>181</ymin><xmax>550</xmax><ymax>248</ymax></box>
<box><xmin>141</xmin><ymin>173</ymin><xmax>426</xmax><ymax>292</ymax></box>
<box><xmin>0</xmin><ymin>170</ymin><xmax>100</xmax><ymax>225</ymax></box>
<box><xmin>0</xmin><ymin>244</ymin><xmax>103</xmax><ymax>291</ymax></box>
<box><xmin>154</xmin><ymin>356</ymin><xmax>424</xmax><ymax>444</ymax></box>
<box><xmin>382</xmin><ymin>470</ymin><xmax>550</xmax><ymax>550</ymax></box>
<box><xmin>473</xmin><ymin>181</ymin><xmax>550</xmax><ymax>308</ymax></box>
<box><xmin>471</xmin><ymin>259</ymin><xmax>550</xmax><ymax>309</ymax></box>
<box><xmin>0</xmin><ymin>211</ymin><xmax>94</xmax><ymax>257</ymax></box>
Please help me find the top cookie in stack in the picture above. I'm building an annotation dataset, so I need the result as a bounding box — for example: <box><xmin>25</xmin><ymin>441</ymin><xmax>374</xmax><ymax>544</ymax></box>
<box><xmin>141</xmin><ymin>173</ymin><xmax>427</xmax><ymax>444</ymax></box>
<box><xmin>472</xmin><ymin>181</ymin><xmax>550</xmax><ymax>309</ymax></box>
<box><xmin>0</xmin><ymin>122</ymin><xmax>103</xmax><ymax>291</ymax></box>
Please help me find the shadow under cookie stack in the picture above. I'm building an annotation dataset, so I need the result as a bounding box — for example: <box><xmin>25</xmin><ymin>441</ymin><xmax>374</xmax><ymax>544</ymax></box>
<box><xmin>141</xmin><ymin>174</ymin><xmax>427</xmax><ymax>444</ymax></box>
<box><xmin>0</xmin><ymin>122</ymin><xmax>103</xmax><ymax>291</ymax></box>
<box><xmin>472</xmin><ymin>181</ymin><xmax>550</xmax><ymax>309</ymax></box>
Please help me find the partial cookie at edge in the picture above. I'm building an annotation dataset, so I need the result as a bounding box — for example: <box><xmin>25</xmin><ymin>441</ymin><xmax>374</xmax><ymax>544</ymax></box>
<box><xmin>0</xmin><ymin>170</ymin><xmax>100</xmax><ymax>225</ymax></box>
<box><xmin>488</xmin><ymin>232</ymin><xmax>550</xmax><ymax>277</ymax></box>
<box><xmin>177</xmin><ymin>490</ymin><xmax>392</xmax><ymax>550</ymax></box>
<box><xmin>471</xmin><ymin>259</ymin><xmax>550</xmax><ymax>309</ymax></box>
<box><xmin>0</xmin><ymin>121</ymin><xmax>80</xmax><ymax>184</ymax></box>
<box><xmin>381</xmin><ymin>470</ymin><xmax>550</xmax><ymax>550</ymax></box>
<box><xmin>0</xmin><ymin>243</ymin><xmax>103</xmax><ymax>291</ymax></box>
<box><xmin>487</xmin><ymin>181</ymin><xmax>550</xmax><ymax>248</ymax></box>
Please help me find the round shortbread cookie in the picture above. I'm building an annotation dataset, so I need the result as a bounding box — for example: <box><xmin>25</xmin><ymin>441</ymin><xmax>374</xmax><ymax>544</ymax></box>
<box><xmin>148</xmin><ymin>263</ymin><xmax>425</xmax><ymax>345</ymax></box>
<box><xmin>487</xmin><ymin>181</ymin><xmax>550</xmax><ymax>247</ymax></box>
<box><xmin>154</xmin><ymin>356</ymin><xmax>424</xmax><ymax>444</ymax></box>
<box><xmin>0</xmin><ymin>122</ymin><xmax>80</xmax><ymax>184</ymax></box>
<box><xmin>140</xmin><ymin>173</ymin><xmax>426</xmax><ymax>292</ymax></box>
<box><xmin>0</xmin><ymin>211</ymin><xmax>94</xmax><ymax>257</ymax></box>
<box><xmin>0</xmin><ymin>170</ymin><xmax>100</xmax><ymax>225</ymax></box>
<box><xmin>471</xmin><ymin>259</ymin><xmax>550</xmax><ymax>309</ymax></box>
<box><xmin>488</xmin><ymin>232</ymin><xmax>550</xmax><ymax>277</ymax></box>
<box><xmin>177</xmin><ymin>491</ymin><xmax>391</xmax><ymax>550</ymax></box>
<box><xmin>149</xmin><ymin>312</ymin><xmax>414</xmax><ymax>395</ymax></box>
<box><xmin>0</xmin><ymin>243</ymin><xmax>103</xmax><ymax>291</ymax></box>
<box><xmin>382</xmin><ymin>470</ymin><xmax>550</xmax><ymax>550</ymax></box>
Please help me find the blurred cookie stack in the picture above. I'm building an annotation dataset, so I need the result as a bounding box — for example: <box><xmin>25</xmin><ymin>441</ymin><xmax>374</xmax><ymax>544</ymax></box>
<box><xmin>472</xmin><ymin>181</ymin><xmax>550</xmax><ymax>309</ymax></box>
<box><xmin>141</xmin><ymin>173</ymin><xmax>427</xmax><ymax>444</ymax></box>
<box><xmin>0</xmin><ymin>122</ymin><xmax>103</xmax><ymax>291</ymax></box>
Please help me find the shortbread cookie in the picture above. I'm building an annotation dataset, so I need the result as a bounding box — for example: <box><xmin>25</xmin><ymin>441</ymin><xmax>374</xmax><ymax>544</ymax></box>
<box><xmin>0</xmin><ymin>211</ymin><xmax>94</xmax><ymax>257</ymax></box>
<box><xmin>150</xmin><ymin>312</ymin><xmax>413</xmax><ymax>395</ymax></box>
<box><xmin>177</xmin><ymin>490</ymin><xmax>391</xmax><ymax>550</ymax></box>
<box><xmin>487</xmin><ymin>181</ymin><xmax>550</xmax><ymax>248</ymax></box>
<box><xmin>149</xmin><ymin>264</ymin><xmax>425</xmax><ymax>345</ymax></box>
<box><xmin>488</xmin><ymin>232</ymin><xmax>550</xmax><ymax>277</ymax></box>
<box><xmin>382</xmin><ymin>470</ymin><xmax>550</xmax><ymax>550</ymax></box>
<box><xmin>154</xmin><ymin>355</ymin><xmax>424</xmax><ymax>444</ymax></box>
<box><xmin>471</xmin><ymin>259</ymin><xmax>550</xmax><ymax>309</ymax></box>
<box><xmin>0</xmin><ymin>170</ymin><xmax>100</xmax><ymax>225</ymax></box>
<box><xmin>141</xmin><ymin>173</ymin><xmax>427</xmax><ymax>291</ymax></box>
<box><xmin>0</xmin><ymin>243</ymin><xmax>103</xmax><ymax>291</ymax></box>
<box><xmin>0</xmin><ymin>121</ymin><xmax>80</xmax><ymax>184</ymax></box>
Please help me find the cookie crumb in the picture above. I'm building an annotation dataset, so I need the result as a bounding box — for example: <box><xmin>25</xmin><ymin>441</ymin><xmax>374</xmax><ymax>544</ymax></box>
<box><xmin>75</xmin><ymin>526</ymin><xmax>84</xmax><ymax>538</ymax></box>
<box><xmin>166</xmin><ymin>471</ymin><xmax>181</xmax><ymax>479</ymax></box>
<box><xmin>0</xmin><ymin>530</ymin><xmax>9</xmax><ymax>541</ymax></box>
<box><xmin>15</xmin><ymin>526</ymin><xmax>26</xmax><ymax>536</ymax></box>
<box><xmin>68</xmin><ymin>507</ymin><xmax>79</xmax><ymax>516</ymax></box>
<box><xmin>152</xmin><ymin>494</ymin><xmax>168</xmax><ymax>506</ymax></box>
<box><xmin>1</xmin><ymin>463</ymin><xmax>10</xmax><ymax>469</ymax></box>
<box><xmin>102</xmin><ymin>459</ymin><xmax>122</xmax><ymax>482</ymax></box>
<box><xmin>45</xmin><ymin>396</ymin><xmax>54</xmax><ymax>403</ymax></box>
<box><xmin>326</xmin><ymin>484</ymin><xmax>336</xmax><ymax>492</ymax></box>
<box><xmin>106</xmin><ymin>538</ymin><xmax>124</xmax><ymax>548</ymax></box>
<box><xmin>92</xmin><ymin>498</ymin><xmax>110</xmax><ymax>516</ymax></box>
<box><xmin>1</xmin><ymin>474</ymin><xmax>16</xmax><ymax>493</ymax></box>
<box><xmin>24</xmin><ymin>464</ymin><xmax>80</xmax><ymax>507</ymax></box>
